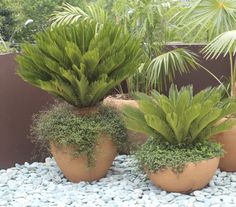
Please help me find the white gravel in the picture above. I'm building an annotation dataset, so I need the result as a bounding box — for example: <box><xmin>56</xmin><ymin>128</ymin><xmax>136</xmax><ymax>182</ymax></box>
<box><xmin>1</xmin><ymin>155</ymin><xmax>236</xmax><ymax>207</ymax></box>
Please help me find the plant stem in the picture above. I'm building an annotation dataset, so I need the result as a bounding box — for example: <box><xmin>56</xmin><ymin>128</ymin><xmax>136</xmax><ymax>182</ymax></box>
<box><xmin>229</xmin><ymin>53</ymin><xmax>234</xmax><ymax>97</ymax></box>
<box><xmin>118</xmin><ymin>84</ymin><xmax>124</xmax><ymax>95</ymax></box>
<box><xmin>200</xmin><ymin>65</ymin><xmax>229</xmax><ymax>97</ymax></box>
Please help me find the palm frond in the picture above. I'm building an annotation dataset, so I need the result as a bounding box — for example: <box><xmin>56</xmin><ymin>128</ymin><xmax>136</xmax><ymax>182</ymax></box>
<box><xmin>202</xmin><ymin>30</ymin><xmax>236</xmax><ymax>59</ymax></box>
<box><xmin>146</xmin><ymin>48</ymin><xmax>200</xmax><ymax>91</ymax></box>
<box><xmin>17</xmin><ymin>21</ymin><xmax>143</xmax><ymax>107</ymax></box>
<box><xmin>50</xmin><ymin>3</ymin><xmax>108</xmax><ymax>27</ymax></box>
<box><xmin>175</xmin><ymin>0</ymin><xmax>236</xmax><ymax>41</ymax></box>
<box><xmin>202</xmin><ymin>30</ymin><xmax>236</xmax><ymax>96</ymax></box>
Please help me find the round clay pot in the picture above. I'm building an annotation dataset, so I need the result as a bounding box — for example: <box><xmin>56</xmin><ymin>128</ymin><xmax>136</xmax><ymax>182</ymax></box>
<box><xmin>103</xmin><ymin>95</ymin><xmax>147</xmax><ymax>153</ymax></box>
<box><xmin>146</xmin><ymin>157</ymin><xmax>219</xmax><ymax>193</ymax></box>
<box><xmin>213</xmin><ymin>118</ymin><xmax>236</xmax><ymax>172</ymax></box>
<box><xmin>50</xmin><ymin>135</ymin><xmax>117</xmax><ymax>182</ymax></box>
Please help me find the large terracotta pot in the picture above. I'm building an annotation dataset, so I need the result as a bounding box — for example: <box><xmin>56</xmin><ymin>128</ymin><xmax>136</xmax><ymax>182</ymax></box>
<box><xmin>146</xmin><ymin>157</ymin><xmax>219</xmax><ymax>193</ymax></box>
<box><xmin>213</xmin><ymin>118</ymin><xmax>236</xmax><ymax>172</ymax></box>
<box><xmin>50</xmin><ymin>135</ymin><xmax>117</xmax><ymax>182</ymax></box>
<box><xmin>103</xmin><ymin>95</ymin><xmax>147</xmax><ymax>153</ymax></box>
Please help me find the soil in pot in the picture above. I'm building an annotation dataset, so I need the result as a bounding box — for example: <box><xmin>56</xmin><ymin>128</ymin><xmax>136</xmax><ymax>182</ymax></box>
<box><xmin>103</xmin><ymin>95</ymin><xmax>147</xmax><ymax>153</ymax></box>
<box><xmin>146</xmin><ymin>158</ymin><xmax>219</xmax><ymax>193</ymax></box>
<box><xmin>50</xmin><ymin>135</ymin><xmax>117</xmax><ymax>182</ymax></box>
<box><xmin>213</xmin><ymin>118</ymin><xmax>236</xmax><ymax>172</ymax></box>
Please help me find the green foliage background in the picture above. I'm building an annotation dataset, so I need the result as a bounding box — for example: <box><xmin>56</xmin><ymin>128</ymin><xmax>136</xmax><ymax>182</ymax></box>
<box><xmin>0</xmin><ymin>1</ymin><xmax>16</xmax><ymax>41</ymax></box>
<box><xmin>31</xmin><ymin>102</ymin><xmax>128</xmax><ymax>166</ymax></box>
<box><xmin>0</xmin><ymin>0</ymin><xmax>88</xmax><ymax>42</ymax></box>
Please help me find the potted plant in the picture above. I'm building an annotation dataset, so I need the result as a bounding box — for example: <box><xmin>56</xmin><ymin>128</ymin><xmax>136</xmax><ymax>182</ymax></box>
<box><xmin>123</xmin><ymin>85</ymin><xmax>236</xmax><ymax>193</ymax></box>
<box><xmin>50</xmin><ymin>3</ymin><xmax>202</xmax><ymax>153</ymax></box>
<box><xmin>202</xmin><ymin>30</ymin><xmax>236</xmax><ymax>171</ymax></box>
<box><xmin>16</xmin><ymin>21</ymin><xmax>142</xmax><ymax>182</ymax></box>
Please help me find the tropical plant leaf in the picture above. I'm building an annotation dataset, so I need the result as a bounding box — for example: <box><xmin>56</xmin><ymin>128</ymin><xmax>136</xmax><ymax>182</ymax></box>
<box><xmin>146</xmin><ymin>48</ymin><xmax>200</xmax><ymax>91</ymax></box>
<box><xmin>175</xmin><ymin>0</ymin><xmax>236</xmax><ymax>41</ymax></box>
<box><xmin>202</xmin><ymin>30</ymin><xmax>236</xmax><ymax>59</ymax></box>
<box><xmin>123</xmin><ymin>85</ymin><xmax>236</xmax><ymax>145</ymax></box>
<box><xmin>123</xmin><ymin>106</ymin><xmax>156</xmax><ymax>136</ymax></box>
<box><xmin>145</xmin><ymin>114</ymin><xmax>175</xmax><ymax>143</ymax></box>
<box><xmin>17</xmin><ymin>21</ymin><xmax>143</xmax><ymax>107</ymax></box>
<box><xmin>50</xmin><ymin>3</ymin><xmax>108</xmax><ymax>27</ymax></box>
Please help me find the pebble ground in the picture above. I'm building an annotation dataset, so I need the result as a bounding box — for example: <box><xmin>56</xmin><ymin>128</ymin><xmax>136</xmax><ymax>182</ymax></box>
<box><xmin>1</xmin><ymin>155</ymin><xmax>236</xmax><ymax>207</ymax></box>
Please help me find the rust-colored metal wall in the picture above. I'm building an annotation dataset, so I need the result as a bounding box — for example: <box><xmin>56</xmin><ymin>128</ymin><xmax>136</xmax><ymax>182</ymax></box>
<box><xmin>0</xmin><ymin>53</ymin><xmax>53</xmax><ymax>169</ymax></box>
<box><xmin>168</xmin><ymin>44</ymin><xmax>230</xmax><ymax>93</ymax></box>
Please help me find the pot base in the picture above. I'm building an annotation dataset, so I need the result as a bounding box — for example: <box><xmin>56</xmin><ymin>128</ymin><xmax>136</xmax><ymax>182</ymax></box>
<box><xmin>146</xmin><ymin>158</ymin><xmax>219</xmax><ymax>193</ymax></box>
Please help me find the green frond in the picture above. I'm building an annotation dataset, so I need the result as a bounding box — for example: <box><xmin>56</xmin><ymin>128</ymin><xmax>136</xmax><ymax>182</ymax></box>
<box><xmin>146</xmin><ymin>48</ymin><xmax>200</xmax><ymax>91</ymax></box>
<box><xmin>123</xmin><ymin>85</ymin><xmax>236</xmax><ymax>145</ymax></box>
<box><xmin>202</xmin><ymin>30</ymin><xmax>236</xmax><ymax>59</ymax></box>
<box><xmin>176</xmin><ymin>0</ymin><xmax>236</xmax><ymax>41</ymax></box>
<box><xmin>17</xmin><ymin>21</ymin><xmax>143</xmax><ymax>107</ymax></box>
<box><xmin>50</xmin><ymin>3</ymin><xmax>108</xmax><ymax>27</ymax></box>
<box><xmin>123</xmin><ymin>106</ymin><xmax>156</xmax><ymax>136</ymax></box>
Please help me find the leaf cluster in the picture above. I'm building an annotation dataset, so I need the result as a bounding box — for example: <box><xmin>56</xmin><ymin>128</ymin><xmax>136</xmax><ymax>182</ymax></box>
<box><xmin>135</xmin><ymin>137</ymin><xmax>223</xmax><ymax>173</ymax></box>
<box><xmin>50</xmin><ymin>2</ymin><xmax>203</xmax><ymax>94</ymax></box>
<box><xmin>123</xmin><ymin>85</ymin><xmax>236</xmax><ymax>144</ymax></box>
<box><xmin>30</xmin><ymin>102</ymin><xmax>128</xmax><ymax>166</ymax></box>
<box><xmin>17</xmin><ymin>21</ymin><xmax>143</xmax><ymax>107</ymax></box>
<box><xmin>175</xmin><ymin>0</ymin><xmax>236</xmax><ymax>42</ymax></box>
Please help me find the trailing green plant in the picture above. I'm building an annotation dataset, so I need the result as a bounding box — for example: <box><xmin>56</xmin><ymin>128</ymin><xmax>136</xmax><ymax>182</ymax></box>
<box><xmin>123</xmin><ymin>85</ymin><xmax>236</xmax><ymax>171</ymax></box>
<box><xmin>202</xmin><ymin>30</ymin><xmax>236</xmax><ymax>96</ymax></box>
<box><xmin>123</xmin><ymin>85</ymin><xmax>236</xmax><ymax>144</ymax></box>
<box><xmin>135</xmin><ymin>138</ymin><xmax>223</xmax><ymax>173</ymax></box>
<box><xmin>31</xmin><ymin>102</ymin><xmax>128</xmax><ymax>166</ymax></box>
<box><xmin>17</xmin><ymin>21</ymin><xmax>142</xmax><ymax>107</ymax></box>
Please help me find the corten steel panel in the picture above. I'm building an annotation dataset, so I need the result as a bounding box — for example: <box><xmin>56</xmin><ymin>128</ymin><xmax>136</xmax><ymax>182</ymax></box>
<box><xmin>0</xmin><ymin>53</ymin><xmax>53</xmax><ymax>169</ymax></box>
<box><xmin>167</xmin><ymin>44</ymin><xmax>230</xmax><ymax>94</ymax></box>
<box><xmin>121</xmin><ymin>44</ymin><xmax>230</xmax><ymax>94</ymax></box>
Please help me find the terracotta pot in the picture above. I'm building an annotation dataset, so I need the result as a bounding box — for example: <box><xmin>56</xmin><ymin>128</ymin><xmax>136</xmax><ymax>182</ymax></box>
<box><xmin>146</xmin><ymin>157</ymin><xmax>219</xmax><ymax>193</ymax></box>
<box><xmin>103</xmin><ymin>95</ymin><xmax>147</xmax><ymax>153</ymax></box>
<box><xmin>50</xmin><ymin>135</ymin><xmax>117</xmax><ymax>182</ymax></box>
<box><xmin>213</xmin><ymin>118</ymin><xmax>236</xmax><ymax>172</ymax></box>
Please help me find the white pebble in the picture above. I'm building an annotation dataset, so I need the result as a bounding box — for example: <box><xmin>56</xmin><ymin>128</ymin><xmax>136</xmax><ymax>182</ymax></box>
<box><xmin>1</xmin><ymin>155</ymin><xmax>236</xmax><ymax>206</ymax></box>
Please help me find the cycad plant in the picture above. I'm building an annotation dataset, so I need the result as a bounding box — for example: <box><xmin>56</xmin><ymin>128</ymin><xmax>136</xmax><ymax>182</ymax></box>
<box><xmin>17</xmin><ymin>21</ymin><xmax>142</xmax><ymax>107</ymax></box>
<box><xmin>50</xmin><ymin>2</ymin><xmax>200</xmax><ymax>94</ymax></box>
<box><xmin>123</xmin><ymin>85</ymin><xmax>236</xmax><ymax>172</ymax></box>
<box><xmin>123</xmin><ymin>85</ymin><xmax>236</xmax><ymax>145</ymax></box>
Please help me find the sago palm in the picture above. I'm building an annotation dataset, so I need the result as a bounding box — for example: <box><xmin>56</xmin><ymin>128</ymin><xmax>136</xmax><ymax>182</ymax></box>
<box><xmin>123</xmin><ymin>85</ymin><xmax>236</xmax><ymax>144</ymax></box>
<box><xmin>17</xmin><ymin>21</ymin><xmax>143</xmax><ymax>107</ymax></box>
<box><xmin>50</xmin><ymin>2</ymin><xmax>201</xmax><ymax>93</ymax></box>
